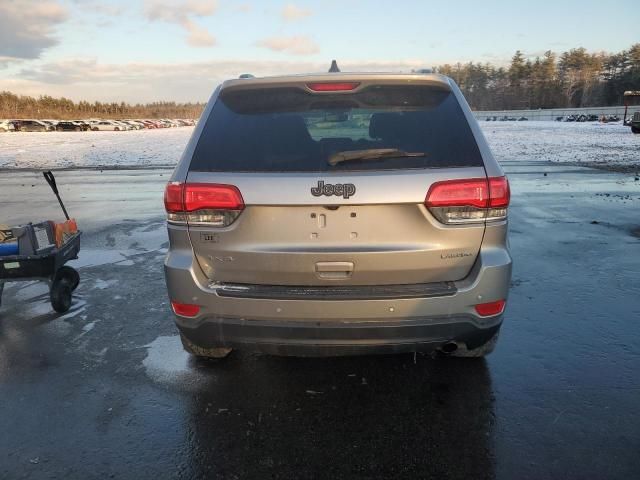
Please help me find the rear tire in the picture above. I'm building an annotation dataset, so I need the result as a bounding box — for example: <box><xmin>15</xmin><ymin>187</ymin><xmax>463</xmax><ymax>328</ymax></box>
<box><xmin>180</xmin><ymin>333</ymin><xmax>232</xmax><ymax>359</ymax></box>
<box><xmin>57</xmin><ymin>266</ymin><xmax>80</xmax><ymax>291</ymax></box>
<box><xmin>50</xmin><ymin>279</ymin><xmax>72</xmax><ymax>313</ymax></box>
<box><xmin>632</xmin><ymin>126</ymin><xmax>640</xmax><ymax>134</ymax></box>
<box><xmin>449</xmin><ymin>331</ymin><xmax>500</xmax><ymax>358</ymax></box>
<box><xmin>114</xmin><ymin>127</ymin><xmax>119</xmax><ymax>131</ymax></box>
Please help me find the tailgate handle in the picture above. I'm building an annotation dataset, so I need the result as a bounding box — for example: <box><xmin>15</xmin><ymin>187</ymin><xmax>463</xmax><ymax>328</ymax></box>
<box><xmin>315</xmin><ymin>262</ymin><xmax>354</xmax><ymax>279</ymax></box>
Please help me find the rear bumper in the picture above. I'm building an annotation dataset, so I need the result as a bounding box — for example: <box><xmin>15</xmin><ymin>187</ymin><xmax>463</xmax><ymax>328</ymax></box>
<box><xmin>177</xmin><ymin>315</ymin><xmax>502</xmax><ymax>356</ymax></box>
<box><xmin>164</xmin><ymin>223</ymin><xmax>511</xmax><ymax>356</ymax></box>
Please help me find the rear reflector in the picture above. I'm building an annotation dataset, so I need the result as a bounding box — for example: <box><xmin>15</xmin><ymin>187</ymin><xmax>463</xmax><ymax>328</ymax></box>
<box><xmin>425</xmin><ymin>176</ymin><xmax>510</xmax><ymax>224</ymax></box>
<box><xmin>306</xmin><ymin>82</ymin><xmax>360</xmax><ymax>92</ymax></box>
<box><xmin>171</xmin><ymin>301</ymin><xmax>200</xmax><ymax>317</ymax></box>
<box><xmin>474</xmin><ymin>300</ymin><xmax>506</xmax><ymax>317</ymax></box>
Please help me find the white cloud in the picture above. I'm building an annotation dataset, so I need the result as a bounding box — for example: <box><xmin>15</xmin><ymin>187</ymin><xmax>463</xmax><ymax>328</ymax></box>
<box><xmin>182</xmin><ymin>19</ymin><xmax>216</xmax><ymax>47</ymax></box>
<box><xmin>144</xmin><ymin>0</ymin><xmax>217</xmax><ymax>48</ymax></box>
<box><xmin>256</xmin><ymin>36</ymin><xmax>319</xmax><ymax>55</ymax></box>
<box><xmin>6</xmin><ymin>57</ymin><xmax>427</xmax><ymax>102</ymax></box>
<box><xmin>281</xmin><ymin>3</ymin><xmax>312</xmax><ymax>22</ymax></box>
<box><xmin>0</xmin><ymin>1</ymin><xmax>68</xmax><ymax>63</ymax></box>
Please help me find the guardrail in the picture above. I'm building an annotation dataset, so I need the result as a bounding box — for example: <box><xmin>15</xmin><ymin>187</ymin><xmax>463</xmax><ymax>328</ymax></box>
<box><xmin>473</xmin><ymin>105</ymin><xmax>640</xmax><ymax>121</ymax></box>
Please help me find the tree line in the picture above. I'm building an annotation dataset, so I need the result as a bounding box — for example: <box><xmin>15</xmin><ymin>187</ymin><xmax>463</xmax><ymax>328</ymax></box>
<box><xmin>435</xmin><ymin>43</ymin><xmax>640</xmax><ymax>111</ymax></box>
<box><xmin>0</xmin><ymin>92</ymin><xmax>204</xmax><ymax>119</ymax></box>
<box><xmin>1</xmin><ymin>43</ymin><xmax>638</xmax><ymax>117</ymax></box>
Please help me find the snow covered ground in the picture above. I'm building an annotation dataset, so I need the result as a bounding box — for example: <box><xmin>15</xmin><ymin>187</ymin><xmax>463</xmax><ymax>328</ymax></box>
<box><xmin>482</xmin><ymin>121</ymin><xmax>639</xmax><ymax>172</ymax></box>
<box><xmin>0</xmin><ymin>121</ymin><xmax>637</xmax><ymax>172</ymax></box>
<box><xmin>0</xmin><ymin>127</ymin><xmax>192</xmax><ymax>170</ymax></box>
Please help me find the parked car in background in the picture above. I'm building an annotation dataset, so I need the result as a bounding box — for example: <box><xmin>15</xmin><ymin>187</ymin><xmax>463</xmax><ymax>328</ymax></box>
<box><xmin>125</xmin><ymin>120</ymin><xmax>145</xmax><ymax>130</ymax></box>
<box><xmin>0</xmin><ymin>120</ymin><xmax>15</xmax><ymax>132</ymax></box>
<box><xmin>56</xmin><ymin>121</ymin><xmax>84</xmax><ymax>132</ymax></box>
<box><xmin>114</xmin><ymin>120</ymin><xmax>131</xmax><ymax>131</ymax></box>
<box><xmin>69</xmin><ymin>121</ymin><xmax>90</xmax><ymax>131</ymax></box>
<box><xmin>39</xmin><ymin>120</ymin><xmax>56</xmax><ymax>131</ymax></box>
<box><xmin>90</xmin><ymin>120</ymin><xmax>124</xmax><ymax>131</ymax></box>
<box><xmin>18</xmin><ymin>120</ymin><xmax>50</xmax><ymax>132</ymax></box>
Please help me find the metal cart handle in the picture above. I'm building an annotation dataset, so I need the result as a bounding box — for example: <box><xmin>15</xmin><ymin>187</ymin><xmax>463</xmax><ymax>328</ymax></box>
<box><xmin>43</xmin><ymin>171</ymin><xmax>70</xmax><ymax>220</ymax></box>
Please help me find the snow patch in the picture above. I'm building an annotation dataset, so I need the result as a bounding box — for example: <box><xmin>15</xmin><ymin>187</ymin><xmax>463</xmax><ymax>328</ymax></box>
<box><xmin>143</xmin><ymin>335</ymin><xmax>207</xmax><ymax>387</ymax></box>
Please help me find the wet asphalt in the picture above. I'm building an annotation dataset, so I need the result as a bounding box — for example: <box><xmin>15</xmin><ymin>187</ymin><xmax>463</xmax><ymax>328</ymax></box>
<box><xmin>0</xmin><ymin>161</ymin><xmax>639</xmax><ymax>479</ymax></box>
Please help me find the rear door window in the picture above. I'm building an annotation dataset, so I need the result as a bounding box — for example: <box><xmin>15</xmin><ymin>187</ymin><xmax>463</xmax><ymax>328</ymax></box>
<box><xmin>190</xmin><ymin>85</ymin><xmax>483</xmax><ymax>172</ymax></box>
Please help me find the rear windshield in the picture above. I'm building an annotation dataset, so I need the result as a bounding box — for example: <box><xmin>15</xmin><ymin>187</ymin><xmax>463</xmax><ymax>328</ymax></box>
<box><xmin>190</xmin><ymin>85</ymin><xmax>483</xmax><ymax>172</ymax></box>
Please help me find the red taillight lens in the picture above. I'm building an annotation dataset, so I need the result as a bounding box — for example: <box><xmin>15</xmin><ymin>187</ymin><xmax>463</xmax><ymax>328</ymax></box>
<box><xmin>183</xmin><ymin>184</ymin><xmax>244</xmax><ymax>211</ymax></box>
<box><xmin>306</xmin><ymin>82</ymin><xmax>360</xmax><ymax>92</ymax></box>
<box><xmin>474</xmin><ymin>300</ymin><xmax>506</xmax><ymax>317</ymax></box>
<box><xmin>171</xmin><ymin>301</ymin><xmax>200</xmax><ymax>317</ymax></box>
<box><xmin>488</xmin><ymin>177</ymin><xmax>510</xmax><ymax>208</ymax></box>
<box><xmin>164</xmin><ymin>183</ymin><xmax>245</xmax><ymax>213</ymax></box>
<box><xmin>425</xmin><ymin>176</ymin><xmax>510</xmax><ymax>224</ymax></box>
<box><xmin>425</xmin><ymin>178</ymin><xmax>489</xmax><ymax>209</ymax></box>
<box><xmin>164</xmin><ymin>182</ymin><xmax>184</xmax><ymax>213</ymax></box>
<box><xmin>164</xmin><ymin>182</ymin><xmax>244</xmax><ymax>227</ymax></box>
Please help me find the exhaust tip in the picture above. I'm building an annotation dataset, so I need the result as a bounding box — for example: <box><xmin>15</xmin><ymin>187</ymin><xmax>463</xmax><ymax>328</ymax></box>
<box><xmin>440</xmin><ymin>342</ymin><xmax>458</xmax><ymax>354</ymax></box>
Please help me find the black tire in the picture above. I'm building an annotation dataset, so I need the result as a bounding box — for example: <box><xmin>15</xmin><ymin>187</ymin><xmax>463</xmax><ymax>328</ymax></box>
<box><xmin>92</xmin><ymin>127</ymin><xmax>98</xmax><ymax>131</ymax></box>
<box><xmin>180</xmin><ymin>333</ymin><xmax>232</xmax><ymax>359</ymax></box>
<box><xmin>632</xmin><ymin>126</ymin><xmax>640</xmax><ymax>134</ymax></box>
<box><xmin>114</xmin><ymin>127</ymin><xmax>119</xmax><ymax>131</ymax></box>
<box><xmin>57</xmin><ymin>266</ymin><xmax>80</xmax><ymax>291</ymax></box>
<box><xmin>50</xmin><ymin>278</ymin><xmax>72</xmax><ymax>313</ymax></box>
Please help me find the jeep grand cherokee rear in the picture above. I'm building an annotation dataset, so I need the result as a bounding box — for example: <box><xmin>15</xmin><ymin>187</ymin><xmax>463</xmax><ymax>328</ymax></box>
<box><xmin>164</xmin><ymin>72</ymin><xmax>512</xmax><ymax>358</ymax></box>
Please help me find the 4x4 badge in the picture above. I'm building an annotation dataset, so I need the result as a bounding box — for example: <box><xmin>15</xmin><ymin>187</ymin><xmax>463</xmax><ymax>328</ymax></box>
<box><xmin>311</xmin><ymin>180</ymin><xmax>356</xmax><ymax>199</ymax></box>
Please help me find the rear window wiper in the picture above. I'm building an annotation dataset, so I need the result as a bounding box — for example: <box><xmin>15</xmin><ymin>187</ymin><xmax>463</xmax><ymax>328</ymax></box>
<box><xmin>328</xmin><ymin>148</ymin><xmax>426</xmax><ymax>166</ymax></box>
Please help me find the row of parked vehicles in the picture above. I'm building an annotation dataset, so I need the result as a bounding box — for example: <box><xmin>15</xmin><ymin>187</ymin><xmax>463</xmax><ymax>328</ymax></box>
<box><xmin>555</xmin><ymin>114</ymin><xmax>620</xmax><ymax>122</ymax></box>
<box><xmin>485</xmin><ymin>116</ymin><xmax>528</xmax><ymax>121</ymax></box>
<box><xmin>0</xmin><ymin>118</ymin><xmax>196</xmax><ymax>132</ymax></box>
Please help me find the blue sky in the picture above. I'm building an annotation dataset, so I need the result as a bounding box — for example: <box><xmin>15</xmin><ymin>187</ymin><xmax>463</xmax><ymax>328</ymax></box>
<box><xmin>0</xmin><ymin>0</ymin><xmax>638</xmax><ymax>102</ymax></box>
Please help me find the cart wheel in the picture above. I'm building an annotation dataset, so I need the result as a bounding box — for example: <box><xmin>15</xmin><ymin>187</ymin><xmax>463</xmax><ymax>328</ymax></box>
<box><xmin>57</xmin><ymin>266</ymin><xmax>80</xmax><ymax>291</ymax></box>
<box><xmin>50</xmin><ymin>278</ymin><xmax>72</xmax><ymax>313</ymax></box>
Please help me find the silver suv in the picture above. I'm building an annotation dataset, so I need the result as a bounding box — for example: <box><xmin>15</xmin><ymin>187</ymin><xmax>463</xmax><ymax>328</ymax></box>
<box><xmin>164</xmin><ymin>71</ymin><xmax>512</xmax><ymax>358</ymax></box>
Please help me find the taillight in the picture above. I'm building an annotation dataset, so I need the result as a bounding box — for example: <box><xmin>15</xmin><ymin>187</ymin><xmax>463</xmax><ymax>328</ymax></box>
<box><xmin>171</xmin><ymin>301</ymin><xmax>200</xmax><ymax>317</ymax></box>
<box><xmin>164</xmin><ymin>182</ymin><xmax>244</xmax><ymax>227</ymax></box>
<box><xmin>474</xmin><ymin>300</ymin><xmax>506</xmax><ymax>317</ymax></box>
<box><xmin>306</xmin><ymin>82</ymin><xmax>360</xmax><ymax>92</ymax></box>
<box><xmin>164</xmin><ymin>182</ymin><xmax>183</xmax><ymax>213</ymax></box>
<box><xmin>425</xmin><ymin>176</ymin><xmax>509</xmax><ymax>224</ymax></box>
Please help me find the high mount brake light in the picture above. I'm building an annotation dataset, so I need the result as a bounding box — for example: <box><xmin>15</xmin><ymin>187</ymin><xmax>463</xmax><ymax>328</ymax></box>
<box><xmin>164</xmin><ymin>183</ymin><xmax>245</xmax><ymax>227</ymax></box>
<box><xmin>425</xmin><ymin>177</ymin><xmax>510</xmax><ymax>224</ymax></box>
<box><xmin>306</xmin><ymin>82</ymin><xmax>360</xmax><ymax>92</ymax></box>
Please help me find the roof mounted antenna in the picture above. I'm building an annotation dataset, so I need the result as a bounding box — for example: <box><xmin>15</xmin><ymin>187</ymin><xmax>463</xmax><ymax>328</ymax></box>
<box><xmin>328</xmin><ymin>60</ymin><xmax>340</xmax><ymax>73</ymax></box>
